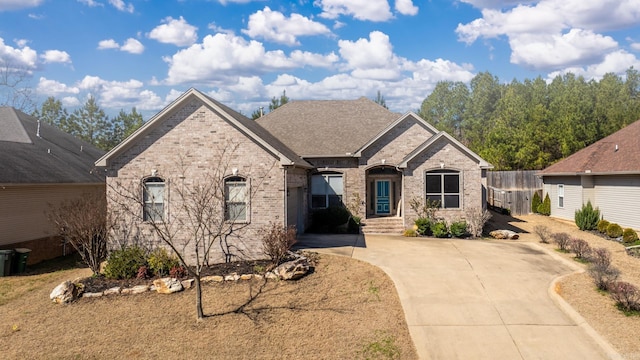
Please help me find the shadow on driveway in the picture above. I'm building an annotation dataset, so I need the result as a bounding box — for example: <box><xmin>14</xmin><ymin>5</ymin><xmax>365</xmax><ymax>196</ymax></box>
<box><xmin>293</xmin><ymin>233</ymin><xmax>366</xmax><ymax>257</ymax></box>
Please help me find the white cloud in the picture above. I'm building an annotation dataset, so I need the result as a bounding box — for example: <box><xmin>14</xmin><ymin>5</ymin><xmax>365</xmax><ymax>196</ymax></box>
<box><xmin>28</xmin><ymin>13</ymin><xmax>44</xmax><ymax>19</ymax></box>
<box><xmin>0</xmin><ymin>0</ymin><xmax>43</xmax><ymax>11</ymax></box>
<box><xmin>40</xmin><ymin>50</ymin><xmax>72</xmax><ymax>64</ymax></box>
<box><xmin>14</xmin><ymin>38</ymin><xmax>29</xmax><ymax>47</ymax></box>
<box><xmin>163</xmin><ymin>33</ymin><xmax>338</xmax><ymax>85</ymax></box>
<box><xmin>77</xmin><ymin>0</ymin><xmax>103</xmax><ymax>7</ymax></box>
<box><xmin>459</xmin><ymin>0</ymin><xmax>531</xmax><ymax>9</ymax></box>
<box><xmin>108</xmin><ymin>0</ymin><xmax>133</xmax><ymax>13</ymax></box>
<box><xmin>98</xmin><ymin>39</ymin><xmax>120</xmax><ymax>49</ymax></box>
<box><xmin>338</xmin><ymin>31</ymin><xmax>402</xmax><ymax>80</ymax></box>
<box><xmin>0</xmin><ymin>37</ymin><xmax>37</xmax><ymax>69</ymax></box>
<box><xmin>631</xmin><ymin>43</ymin><xmax>640</xmax><ymax>51</ymax></box>
<box><xmin>77</xmin><ymin>75</ymin><xmax>163</xmax><ymax>110</ymax></box>
<box><xmin>547</xmin><ymin>50</ymin><xmax>640</xmax><ymax>81</ymax></box>
<box><xmin>148</xmin><ymin>16</ymin><xmax>198</xmax><ymax>47</ymax></box>
<box><xmin>61</xmin><ymin>96</ymin><xmax>81</xmax><ymax>107</ymax></box>
<box><xmin>120</xmin><ymin>38</ymin><xmax>144</xmax><ymax>54</ymax></box>
<box><xmin>395</xmin><ymin>0</ymin><xmax>418</xmax><ymax>16</ymax></box>
<box><xmin>37</xmin><ymin>77</ymin><xmax>80</xmax><ymax>94</ymax></box>
<box><xmin>315</xmin><ymin>0</ymin><xmax>393</xmax><ymax>22</ymax></box>
<box><xmin>242</xmin><ymin>7</ymin><xmax>331</xmax><ymax>46</ymax></box>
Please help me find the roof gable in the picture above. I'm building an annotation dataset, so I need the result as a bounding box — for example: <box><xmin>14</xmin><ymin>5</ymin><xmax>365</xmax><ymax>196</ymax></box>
<box><xmin>256</xmin><ymin>97</ymin><xmax>399</xmax><ymax>157</ymax></box>
<box><xmin>0</xmin><ymin>107</ymin><xmax>105</xmax><ymax>184</ymax></box>
<box><xmin>399</xmin><ymin>131</ymin><xmax>492</xmax><ymax>169</ymax></box>
<box><xmin>539</xmin><ymin>119</ymin><xmax>640</xmax><ymax>176</ymax></box>
<box><xmin>96</xmin><ymin>89</ymin><xmax>311</xmax><ymax>168</ymax></box>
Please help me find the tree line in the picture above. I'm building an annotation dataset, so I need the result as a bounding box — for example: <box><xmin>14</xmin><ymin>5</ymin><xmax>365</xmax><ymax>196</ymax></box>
<box><xmin>419</xmin><ymin>68</ymin><xmax>640</xmax><ymax>170</ymax></box>
<box><xmin>32</xmin><ymin>96</ymin><xmax>143</xmax><ymax>151</ymax></box>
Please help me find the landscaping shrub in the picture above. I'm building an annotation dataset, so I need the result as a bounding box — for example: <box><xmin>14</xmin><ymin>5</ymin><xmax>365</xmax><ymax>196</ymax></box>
<box><xmin>431</xmin><ymin>221</ymin><xmax>448</xmax><ymax>238</ymax></box>
<box><xmin>568</xmin><ymin>238</ymin><xmax>591</xmax><ymax>259</ymax></box>
<box><xmin>531</xmin><ymin>192</ymin><xmax>541</xmax><ymax>214</ymax></box>
<box><xmin>136</xmin><ymin>265</ymin><xmax>150</xmax><ymax>279</ymax></box>
<box><xmin>537</xmin><ymin>193</ymin><xmax>551</xmax><ymax>216</ymax></box>
<box><xmin>623</xmin><ymin>228</ymin><xmax>639</xmax><ymax>244</ymax></box>
<box><xmin>148</xmin><ymin>248</ymin><xmax>180</xmax><ymax>277</ymax></box>
<box><xmin>414</xmin><ymin>217</ymin><xmax>431</xmax><ymax>236</ymax></box>
<box><xmin>574</xmin><ymin>201</ymin><xmax>600</xmax><ymax>231</ymax></box>
<box><xmin>104</xmin><ymin>245</ymin><xmax>148</xmax><ymax>279</ymax></box>
<box><xmin>609</xmin><ymin>281</ymin><xmax>640</xmax><ymax>312</ymax></box>
<box><xmin>552</xmin><ymin>232</ymin><xmax>571</xmax><ymax>251</ymax></box>
<box><xmin>403</xmin><ymin>228</ymin><xmax>417</xmax><ymax>237</ymax></box>
<box><xmin>450</xmin><ymin>221</ymin><xmax>468</xmax><ymax>238</ymax></box>
<box><xmin>606</xmin><ymin>223</ymin><xmax>623</xmax><ymax>238</ymax></box>
<box><xmin>170</xmin><ymin>265</ymin><xmax>187</xmax><ymax>278</ymax></box>
<box><xmin>465</xmin><ymin>207</ymin><xmax>492</xmax><ymax>238</ymax></box>
<box><xmin>261</xmin><ymin>223</ymin><xmax>297</xmax><ymax>265</ymax></box>
<box><xmin>533</xmin><ymin>225</ymin><xmax>552</xmax><ymax>244</ymax></box>
<box><xmin>597</xmin><ymin>219</ymin><xmax>610</xmax><ymax>234</ymax></box>
<box><xmin>588</xmin><ymin>247</ymin><xmax>619</xmax><ymax>291</ymax></box>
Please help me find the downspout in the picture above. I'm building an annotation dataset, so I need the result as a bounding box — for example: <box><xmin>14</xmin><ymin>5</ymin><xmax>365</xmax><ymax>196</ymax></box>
<box><xmin>283</xmin><ymin>167</ymin><xmax>288</xmax><ymax>227</ymax></box>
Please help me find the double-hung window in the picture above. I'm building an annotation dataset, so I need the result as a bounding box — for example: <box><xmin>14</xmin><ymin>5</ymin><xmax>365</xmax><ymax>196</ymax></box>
<box><xmin>557</xmin><ymin>184</ymin><xmax>564</xmax><ymax>208</ymax></box>
<box><xmin>225</xmin><ymin>176</ymin><xmax>247</xmax><ymax>222</ymax></box>
<box><xmin>143</xmin><ymin>177</ymin><xmax>165</xmax><ymax>222</ymax></box>
<box><xmin>426</xmin><ymin>170</ymin><xmax>460</xmax><ymax>209</ymax></box>
<box><xmin>311</xmin><ymin>173</ymin><xmax>343</xmax><ymax>208</ymax></box>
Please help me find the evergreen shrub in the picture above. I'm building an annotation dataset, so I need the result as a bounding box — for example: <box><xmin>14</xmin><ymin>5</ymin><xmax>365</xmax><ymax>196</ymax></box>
<box><xmin>597</xmin><ymin>219</ymin><xmax>610</xmax><ymax>234</ymax></box>
<box><xmin>606</xmin><ymin>223</ymin><xmax>623</xmax><ymax>238</ymax></box>
<box><xmin>450</xmin><ymin>221</ymin><xmax>468</xmax><ymax>238</ymax></box>
<box><xmin>414</xmin><ymin>218</ymin><xmax>431</xmax><ymax>236</ymax></box>
<box><xmin>431</xmin><ymin>221</ymin><xmax>449</xmax><ymax>238</ymax></box>
<box><xmin>623</xmin><ymin>228</ymin><xmax>639</xmax><ymax>244</ymax></box>
<box><xmin>531</xmin><ymin>192</ymin><xmax>541</xmax><ymax>214</ymax></box>
<box><xmin>537</xmin><ymin>193</ymin><xmax>551</xmax><ymax>216</ymax></box>
<box><xmin>104</xmin><ymin>245</ymin><xmax>148</xmax><ymax>279</ymax></box>
<box><xmin>574</xmin><ymin>201</ymin><xmax>600</xmax><ymax>231</ymax></box>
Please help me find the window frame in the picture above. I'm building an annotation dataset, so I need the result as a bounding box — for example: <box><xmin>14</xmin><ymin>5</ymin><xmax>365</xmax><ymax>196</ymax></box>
<box><xmin>557</xmin><ymin>184</ymin><xmax>564</xmax><ymax>209</ymax></box>
<box><xmin>142</xmin><ymin>177</ymin><xmax>165</xmax><ymax>222</ymax></box>
<box><xmin>311</xmin><ymin>173</ymin><xmax>344</xmax><ymax>209</ymax></box>
<box><xmin>425</xmin><ymin>169</ymin><xmax>461</xmax><ymax>209</ymax></box>
<box><xmin>224</xmin><ymin>176</ymin><xmax>249</xmax><ymax>223</ymax></box>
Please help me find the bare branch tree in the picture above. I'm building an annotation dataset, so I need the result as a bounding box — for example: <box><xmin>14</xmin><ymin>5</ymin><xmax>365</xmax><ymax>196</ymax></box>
<box><xmin>107</xmin><ymin>141</ymin><xmax>277</xmax><ymax>320</ymax></box>
<box><xmin>47</xmin><ymin>192</ymin><xmax>111</xmax><ymax>275</ymax></box>
<box><xmin>0</xmin><ymin>62</ymin><xmax>35</xmax><ymax>113</ymax></box>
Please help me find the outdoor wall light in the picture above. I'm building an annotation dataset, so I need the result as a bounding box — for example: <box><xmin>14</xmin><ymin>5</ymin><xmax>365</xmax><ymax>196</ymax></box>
<box><xmin>151</xmin><ymin>169</ymin><xmax>157</xmax><ymax>176</ymax></box>
<box><xmin>232</xmin><ymin>168</ymin><xmax>238</xmax><ymax>176</ymax></box>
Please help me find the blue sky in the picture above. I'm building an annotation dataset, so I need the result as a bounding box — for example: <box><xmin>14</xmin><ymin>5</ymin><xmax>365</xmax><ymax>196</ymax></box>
<box><xmin>1</xmin><ymin>0</ymin><xmax>640</xmax><ymax>118</ymax></box>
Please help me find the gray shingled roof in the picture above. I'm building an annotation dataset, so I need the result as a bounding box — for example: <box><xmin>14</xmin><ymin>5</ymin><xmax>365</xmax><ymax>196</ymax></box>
<box><xmin>0</xmin><ymin>107</ymin><xmax>105</xmax><ymax>184</ymax></box>
<box><xmin>539</xmin><ymin>119</ymin><xmax>640</xmax><ymax>176</ymax></box>
<box><xmin>256</xmin><ymin>97</ymin><xmax>400</xmax><ymax>156</ymax></box>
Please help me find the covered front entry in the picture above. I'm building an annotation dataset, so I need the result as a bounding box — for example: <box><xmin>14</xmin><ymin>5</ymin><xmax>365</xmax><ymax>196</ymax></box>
<box><xmin>366</xmin><ymin>166</ymin><xmax>402</xmax><ymax>217</ymax></box>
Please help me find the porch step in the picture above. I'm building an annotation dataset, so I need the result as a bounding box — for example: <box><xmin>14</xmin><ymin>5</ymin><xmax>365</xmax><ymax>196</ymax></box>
<box><xmin>361</xmin><ymin>217</ymin><xmax>405</xmax><ymax>235</ymax></box>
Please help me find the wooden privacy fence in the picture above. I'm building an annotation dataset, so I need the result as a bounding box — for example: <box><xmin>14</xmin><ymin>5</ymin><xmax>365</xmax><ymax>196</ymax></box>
<box><xmin>486</xmin><ymin>170</ymin><xmax>543</xmax><ymax>215</ymax></box>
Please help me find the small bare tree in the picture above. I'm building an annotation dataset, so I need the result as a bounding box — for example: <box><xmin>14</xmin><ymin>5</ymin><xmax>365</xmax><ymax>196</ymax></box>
<box><xmin>261</xmin><ymin>222</ymin><xmax>297</xmax><ymax>266</ymax></box>
<box><xmin>48</xmin><ymin>192</ymin><xmax>110</xmax><ymax>275</ymax></box>
<box><xmin>409</xmin><ymin>196</ymin><xmax>441</xmax><ymax>221</ymax></box>
<box><xmin>0</xmin><ymin>62</ymin><xmax>35</xmax><ymax>113</ymax></box>
<box><xmin>108</xmin><ymin>143</ymin><xmax>276</xmax><ymax>320</ymax></box>
<box><xmin>466</xmin><ymin>207</ymin><xmax>492</xmax><ymax>238</ymax></box>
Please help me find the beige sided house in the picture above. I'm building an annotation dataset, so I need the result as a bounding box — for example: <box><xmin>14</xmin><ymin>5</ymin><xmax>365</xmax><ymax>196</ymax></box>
<box><xmin>538</xmin><ymin>119</ymin><xmax>640</xmax><ymax>230</ymax></box>
<box><xmin>0</xmin><ymin>107</ymin><xmax>105</xmax><ymax>264</ymax></box>
<box><xmin>97</xmin><ymin>89</ymin><xmax>491</xmax><ymax>263</ymax></box>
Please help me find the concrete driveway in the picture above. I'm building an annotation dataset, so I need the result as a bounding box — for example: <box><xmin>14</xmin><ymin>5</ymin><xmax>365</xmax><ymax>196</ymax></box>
<box><xmin>296</xmin><ymin>234</ymin><xmax>618</xmax><ymax>360</ymax></box>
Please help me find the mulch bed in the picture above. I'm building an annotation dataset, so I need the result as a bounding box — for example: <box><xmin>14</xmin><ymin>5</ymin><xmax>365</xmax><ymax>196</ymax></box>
<box><xmin>80</xmin><ymin>259</ymin><xmax>272</xmax><ymax>293</ymax></box>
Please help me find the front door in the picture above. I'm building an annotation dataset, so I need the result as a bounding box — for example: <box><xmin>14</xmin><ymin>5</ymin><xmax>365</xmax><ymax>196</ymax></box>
<box><xmin>376</xmin><ymin>180</ymin><xmax>391</xmax><ymax>215</ymax></box>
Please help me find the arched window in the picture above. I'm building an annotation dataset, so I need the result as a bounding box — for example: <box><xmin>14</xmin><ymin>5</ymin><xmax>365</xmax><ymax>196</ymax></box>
<box><xmin>311</xmin><ymin>172</ymin><xmax>343</xmax><ymax>208</ymax></box>
<box><xmin>426</xmin><ymin>170</ymin><xmax>460</xmax><ymax>209</ymax></box>
<box><xmin>143</xmin><ymin>177</ymin><xmax>165</xmax><ymax>221</ymax></box>
<box><xmin>225</xmin><ymin>176</ymin><xmax>247</xmax><ymax>222</ymax></box>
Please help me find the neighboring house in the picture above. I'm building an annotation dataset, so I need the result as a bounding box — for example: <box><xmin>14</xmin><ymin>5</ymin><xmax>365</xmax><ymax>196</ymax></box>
<box><xmin>538</xmin><ymin>119</ymin><xmax>640</xmax><ymax>230</ymax></box>
<box><xmin>0</xmin><ymin>107</ymin><xmax>105</xmax><ymax>264</ymax></box>
<box><xmin>97</xmin><ymin>89</ymin><xmax>491</xmax><ymax>263</ymax></box>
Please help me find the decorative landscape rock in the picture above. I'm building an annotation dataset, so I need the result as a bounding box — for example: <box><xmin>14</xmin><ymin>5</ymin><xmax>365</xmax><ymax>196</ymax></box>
<box><xmin>202</xmin><ymin>275</ymin><xmax>223</xmax><ymax>282</ymax></box>
<box><xmin>121</xmin><ymin>285</ymin><xmax>149</xmax><ymax>295</ymax></box>
<box><xmin>489</xmin><ymin>229</ymin><xmax>520</xmax><ymax>240</ymax></box>
<box><xmin>82</xmin><ymin>292</ymin><xmax>103</xmax><ymax>298</ymax></box>
<box><xmin>103</xmin><ymin>287</ymin><xmax>122</xmax><ymax>296</ymax></box>
<box><xmin>181</xmin><ymin>279</ymin><xmax>195</xmax><ymax>289</ymax></box>
<box><xmin>50</xmin><ymin>281</ymin><xmax>82</xmax><ymax>304</ymax></box>
<box><xmin>224</xmin><ymin>274</ymin><xmax>240</xmax><ymax>281</ymax></box>
<box><xmin>153</xmin><ymin>277</ymin><xmax>183</xmax><ymax>294</ymax></box>
<box><xmin>240</xmin><ymin>274</ymin><xmax>252</xmax><ymax>280</ymax></box>
<box><xmin>274</xmin><ymin>258</ymin><xmax>310</xmax><ymax>280</ymax></box>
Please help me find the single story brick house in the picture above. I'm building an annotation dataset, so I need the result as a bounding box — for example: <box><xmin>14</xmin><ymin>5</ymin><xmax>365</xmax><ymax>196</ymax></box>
<box><xmin>97</xmin><ymin>89</ymin><xmax>491</xmax><ymax>263</ymax></box>
<box><xmin>538</xmin><ymin>119</ymin><xmax>640</xmax><ymax>230</ymax></box>
<box><xmin>0</xmin><ymin>107</ymin><xmax>105</xmax><ymax>264</ymax></box>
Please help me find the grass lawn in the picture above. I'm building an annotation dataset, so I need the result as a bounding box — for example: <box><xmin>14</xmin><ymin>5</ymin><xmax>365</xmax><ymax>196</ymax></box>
<box><xmin>0</xmin><ymin>253</ymin><xmax>417</xmax><ymax>359</ymax></box>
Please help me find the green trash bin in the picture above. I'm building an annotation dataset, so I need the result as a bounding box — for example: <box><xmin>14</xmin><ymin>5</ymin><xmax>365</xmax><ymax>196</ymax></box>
<box><xmin>12</xmin><ymin>248</ymin><xmax>31</xmax><ymax>274</ymax></box>
<box><xmin>0</xmin><ymin>250</ymin><xmax>13</xmax><ymax>277</ymax></box>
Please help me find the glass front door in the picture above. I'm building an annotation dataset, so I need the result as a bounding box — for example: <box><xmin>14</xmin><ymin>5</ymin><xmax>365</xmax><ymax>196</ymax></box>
<box><xmin>376</xmin><ymin>180</ymin><xmax>390</xmax><ymax>215</ymax></box>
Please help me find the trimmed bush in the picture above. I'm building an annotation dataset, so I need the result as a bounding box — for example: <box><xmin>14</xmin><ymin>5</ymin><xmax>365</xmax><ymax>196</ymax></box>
<box><xmin>148</xmin><ymin>248</ymin><xmax>180</xmax><ymax>277</ymax></box>
<box><xmin>623</xmin><ymin>228</ymin><xmax>639</xmax><ymax>244</ymax></box>
<box><xmin>597</xmin><ymin>219</ymin><xmax>610</xmax><ymax>234</ymax></box>
<box><xmin>609</xmin><ymin>281</ymin><xmax>640</xmax><ymax>312</ymax></box>
<box><xmin>606</xmin><ymin>223</ymin><xmax>623</xmax><ymax>238</ymax></box>
<box><xmin>431</xmin><ymin>221</ymin><xmax>448</xmax><ymax>238</ymax></box>
<box><xmin>403</xmin><ymin>228</ymin><xmax>417</xmax><ymax>237</ymax></box>
<box><xmin>169</xmin><ymin>265</ymin><xmax>187</xmax><ymax>278</ymax></box>
<box><xmin>533</xmin><ymin>225</ymin><xmax>552</xmax><ymax>244</ymax></box>
<box><xmin>531</xmin><ymin>192</ymin><xmax>541</xmax><ymax>214</ymax></box>
<box><xmin>414</xmin><ymin>218</ymin><xmax>431</xmax><ymax>236</ymax></box>
<box><xmin>588</xmin><ymin>247</ymin><xmax>619</xmax><ymax>290</ymax></box>
<box><xmin>450</xmin><ymin>221</ymin><xmax>468</xmax><ymax>238</ymax></box>
<box><xmin>552</xmin><ymin>232</ymin><xmax>571</xmax><ymax>251</ymax></box>
<box><xmin>104</xmin><ymin>245</ymin><xmax>148</xmax><ymax>279</ymax></box>
<box><xmin>537</xmin><ymin>193</ymin><xmax>551</xmax><ymax>216</ymax></box>
<box><xmin>568</xmin><ymin>238</ymin><xmax>591</xmax><ymax>259</ymax></box>
<box><xmin>574</xmin><ymin>201</ymin><xmax>600</xmax><ymax>231</ymax></box>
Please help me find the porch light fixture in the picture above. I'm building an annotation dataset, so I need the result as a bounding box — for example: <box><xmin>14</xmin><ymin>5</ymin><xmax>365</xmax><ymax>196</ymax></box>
<box><xmin>440</xmin><ymin>162</ymin><xmax>445</xmax><ymax>169</ymax></box>
<box><xmin>381</xmin><ymin>159</ymin><xmax>386</xmax><ymax>164</ymax></box>
<box><xmin>151</xmin><ymin>169</ymin><xmax>157</xmax><ymax>177</ymax></box>
<box><xmin>232</xmin><ymin>168</ymin><xmax>238</xmax><ymax>176</ymax></box>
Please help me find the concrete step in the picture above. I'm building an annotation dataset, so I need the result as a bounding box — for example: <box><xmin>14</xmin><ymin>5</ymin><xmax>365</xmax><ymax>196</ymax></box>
<box><xmin>361</xmin><ymin>217</ymin><xmax>405</xmax><ymax>234</ymax></box>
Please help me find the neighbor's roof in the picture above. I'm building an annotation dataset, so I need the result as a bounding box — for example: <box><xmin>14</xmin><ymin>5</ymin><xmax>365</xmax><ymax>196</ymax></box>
<box><xmin>96</xmin><ymin>88</ymin><xmax>312</xmax><ymax>169</ymax></box>
<box><xmin>538</xmin><ymin>119</ymin><xmax>640</xmax><ymax>176</ymax></box>
<box><xmin>256</xmin><ymin>97</ymin><xmax>399</xmax><ymax>157</ymax></box>
<box><xmin>0</xmin><ymin>107</ymin><xmax>105</xmax><ymax>184</ymax></box>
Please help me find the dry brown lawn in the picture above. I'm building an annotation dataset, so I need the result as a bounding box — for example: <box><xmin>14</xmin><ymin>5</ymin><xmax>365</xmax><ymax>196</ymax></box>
<box><xmin>0</xmin><ymin>254</ymin><xmax>417</xmax><ymax>360</ymax></box>
<box><xmin>489</xmin><ymin>212</ymin><xmax>640</xmax><ymax>359</ymax></box>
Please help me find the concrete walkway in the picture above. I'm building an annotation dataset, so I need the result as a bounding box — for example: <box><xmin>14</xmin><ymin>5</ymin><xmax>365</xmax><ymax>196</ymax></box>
<box><xmin>296</xmin><ymin>234</ymin><xmax>618</xmax><ymax>360</ymax></box>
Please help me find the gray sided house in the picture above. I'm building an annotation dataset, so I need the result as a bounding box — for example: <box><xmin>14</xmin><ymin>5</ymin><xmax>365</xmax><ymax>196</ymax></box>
<box><xmin>0</xmin><ymin>107</ymin><xmax>105</xmax><ymax>264</ymax></box>
<box><xmin>97</xmin><ymin>89</ymin><xmax>491</xmax><ymax>264</ymax></box>
<box><xmin>538</xmin><ymin>119</ymin><xmax>640</xmax><ymax>230</ymax></box>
